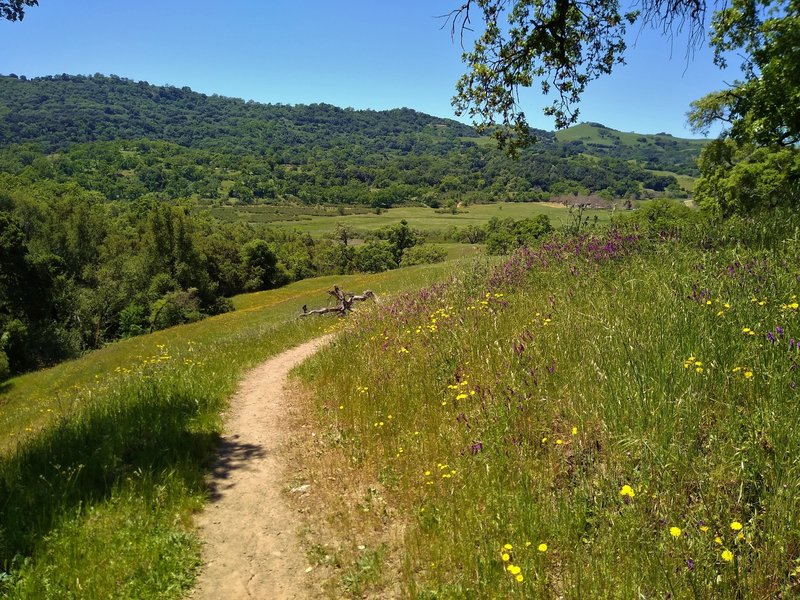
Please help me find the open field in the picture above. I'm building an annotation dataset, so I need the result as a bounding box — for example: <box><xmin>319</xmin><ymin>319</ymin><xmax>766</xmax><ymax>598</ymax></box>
<box><xmin>207</xmin><ymin>201</ymin><xmax>615</xmax><ymax>238</ymax></box>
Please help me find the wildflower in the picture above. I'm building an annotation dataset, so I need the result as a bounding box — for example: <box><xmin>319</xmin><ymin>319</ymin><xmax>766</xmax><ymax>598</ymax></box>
<box><xmin>503</xmin><ymin>544</ymin><xmax>513</xmax><ymax>551</ymax></box>
<box><xmin>686</xmin><ymin>558</ymin><xmax>695</xmax><ymax>571</ymax></box>
<box><xmin>730</xmin><ymin>521</ymin><xmax>743</xmax><ymax>531</ymax></box>
<box><xmin>670</xmin><ymin>527</ymin><xmax>682</xmax><ymax>538</ymax></box>
<box><xmin>714</xmin><ymin>536</ymin><xmax>723</xmax><ymax>545</ymax></box>
<box><xmin>721</xmin><ymin>550</ymin><xmax>734</xmax><ymax>562</ymax></box>
<box><xmin>507</xmin><ymin>565</ymin><xmax>521</xmax><ymax>575</ymax></box>
<box><xmin>555</xmin><ymin>439</ymin><xmax>564</xmax><ymax>445</ymax></box>
<box><xmin>699</xmin><ymin>525</ymin><xmax>709</xmax><ymax>533</ymax></box>
<box><xmin>456</xmin><ymin>393</ymin><xmax>468</xmax><ymax>400</ymax></box>
<box><xmin>537</xmin><ymin>543</ymin><xmax>547</xmax><ymax>552</ymax></box>
<box><xmin>744</xmin><ymin>371</ymin><xmax>754</xmax><ymax>379</ymax></box>
<box><xmin>515</xmin><ymin>574</ymin><xmax>524</xmax><ymax>582</ymax></box>
<box><xmin>501</xmin><ymin>553</ymin><xmax>510</xmax><ymax>562</ymax></box>
<box><xmin>619</xmin><ymin>485</ymin><xmax>635</xmax><ymax>498</ymax></box>
<box><xmin>572</xmin><ymin>426</ymin><xmax>578</xmax><ymax>435</ymax></box>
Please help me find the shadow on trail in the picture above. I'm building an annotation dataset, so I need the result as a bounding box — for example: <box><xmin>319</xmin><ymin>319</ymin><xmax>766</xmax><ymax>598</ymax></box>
<box><xmin>0</xmin><ymin>377</ymin><xmax>221</xmax><ymax>568</ymax></box>
<box><xmin>204</xmin><ymin>437</ymin><xmax>267</xmax><ymax>502</ymax></box>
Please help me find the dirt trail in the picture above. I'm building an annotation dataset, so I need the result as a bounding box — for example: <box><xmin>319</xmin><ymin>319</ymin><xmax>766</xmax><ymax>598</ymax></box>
<box><xmin>192</xmin><ymin>335</ymin><xmax>333</xmax><ymax>600</ymax></box>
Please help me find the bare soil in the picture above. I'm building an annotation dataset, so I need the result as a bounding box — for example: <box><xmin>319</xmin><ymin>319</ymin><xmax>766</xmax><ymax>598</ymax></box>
<box><xmin>192</xmin><ymin>336</ymin><xmax>332</xmax><ymax>600</ymax></box>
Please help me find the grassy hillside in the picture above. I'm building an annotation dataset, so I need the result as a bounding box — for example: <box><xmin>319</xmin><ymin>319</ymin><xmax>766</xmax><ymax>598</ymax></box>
<box><xmin>0</xmin><ymin>261</ymin><xmax>458</xmax><ymax>598</ymax></box>
<box><xmin>556</xmin><ymin>122</ymin><xmax>708</xmax><ymax>175</ymax></box>
<box><xmin>297</xmin><ymin>214</ymin><xmax>800</xmax><ymax>597</ymax></box>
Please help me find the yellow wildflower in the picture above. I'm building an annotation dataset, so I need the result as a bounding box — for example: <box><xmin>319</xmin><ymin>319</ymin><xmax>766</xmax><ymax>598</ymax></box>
<box><xmin>515</xmin><ymin>574</ymin><xmax>524</xmax><ymax>582</ymax></box>
<box><xmin>619</xmin><ymin>485</ymin><xmax>635</xmax><ymax>498</ymax></box>
<box><xmin>721</xmin><ymin>550</ymin><xmax>734</xmax><ymax>562</ymax></box>
<box><xmin>669</xmin><ymin>527</ymin><xmax>682</xmax><ymax>538</ymax></box>
<box><xmin>537</xmin><ymin>543</ymin><xmax>547</xmax><ymax>552</ymax></box>
<box><xmin>730</xmin><ymin>521</ymin><xmax>743</xmax><ymax>531</ymax></box>
<box><xmin>501</xmin><ymin>553</ymin><xmax>510</xmax><ymax>562</ymax></box>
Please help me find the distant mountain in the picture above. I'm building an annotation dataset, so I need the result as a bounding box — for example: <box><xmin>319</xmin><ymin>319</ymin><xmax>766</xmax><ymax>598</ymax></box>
<box><xmin>0</xmin><ymin>74</ymin><xmax>705</xmax><ymax>203</ymax></box>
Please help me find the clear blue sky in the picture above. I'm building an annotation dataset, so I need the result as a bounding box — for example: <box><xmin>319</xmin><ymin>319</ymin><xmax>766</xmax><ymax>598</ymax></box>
<box><xmin>0</xmin><ymin>0</ymin><xmax>736</xmax><ymax>138</ymax></box>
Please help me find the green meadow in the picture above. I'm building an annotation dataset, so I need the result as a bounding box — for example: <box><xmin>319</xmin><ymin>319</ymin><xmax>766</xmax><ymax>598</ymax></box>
<box><xmin>297</xmin><ymin>212</ymin><xmax>800</xmax><ymax>598</ymax></box>
<box><xmin>208</xmin><ymin>201</ymin><xmax>615</xmax><ymax>238</ymax></box>
<box><xmin>0</xmin><ymin>261</ymin><xmax>459</xmax><ymax>598</ymax></box>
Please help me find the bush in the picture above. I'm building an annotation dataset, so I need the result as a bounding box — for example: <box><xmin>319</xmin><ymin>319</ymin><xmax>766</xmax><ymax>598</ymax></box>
<box><xmin>400</xmin><ymin>244</ymin><xmax>447</xmax><ymax>267</ymax></box>
<box><xmin>0</xmin><ymin>350</ymin><xmax>9</xmax><ymax>382</ymax></box>
<box><xmin>149</xmin><ymin>289</ymin><xmax>202</xmax><ymax>331</ymax></box>
<box><xmin>352</xmin><ymin>241</ymin><xmax>397</xmax><ymax>273</ymax></box>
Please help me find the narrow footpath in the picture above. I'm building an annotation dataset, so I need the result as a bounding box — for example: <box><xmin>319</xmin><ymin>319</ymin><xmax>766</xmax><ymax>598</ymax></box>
<box><xmin>192</xmin><ymin>335</ymin><xmax>332</xmax><ymax>600</ymax></box>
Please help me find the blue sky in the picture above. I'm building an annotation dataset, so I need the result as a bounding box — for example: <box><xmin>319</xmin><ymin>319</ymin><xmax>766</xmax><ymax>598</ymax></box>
<box><xmin>0</xmin><ymin>0</ymin><xmax>736</xmax><ymax>137</ymax></box>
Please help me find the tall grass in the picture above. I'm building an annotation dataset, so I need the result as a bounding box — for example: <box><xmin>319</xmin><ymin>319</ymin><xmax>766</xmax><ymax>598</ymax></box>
<box><xmin>299</xmin><ymin>217</ymin><xmax>800</xmax><ymax>598</ymax></box>
<box><xmin>0</xmin><ymin>263</ymin><xmax>456</xmax><ymax>598</ymax></box>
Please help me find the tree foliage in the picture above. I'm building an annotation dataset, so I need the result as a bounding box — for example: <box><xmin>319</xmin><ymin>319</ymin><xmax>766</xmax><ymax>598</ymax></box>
<box><xmin>0</xmin><ymin>0</ymin><xmax>36</xmax><ymax>21</ymax></box>
<box><xmin>688</xmin><ymin>0</ymin><xmax>799</xmax><ymax>148</ymax></box>
<box><xmin>450</xmin><ymin>0</ymin><xmax>796</xmax><ymax>156</ymax></box>
<box><xmin>450</xmin><ymin>0</ymin><xmax>638</xmax><ymax>152</ymax></box>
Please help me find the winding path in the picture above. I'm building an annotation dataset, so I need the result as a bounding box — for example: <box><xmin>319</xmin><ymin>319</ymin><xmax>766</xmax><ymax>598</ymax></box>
<box><xmin>192</xmin><ymin>335</ymin><xmax>332</xmax><ymax>600</ymax></box>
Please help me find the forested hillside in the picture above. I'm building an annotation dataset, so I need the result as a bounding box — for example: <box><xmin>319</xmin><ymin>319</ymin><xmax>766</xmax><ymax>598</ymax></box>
<box><xmin>0</xmin><ymin>74</ymin><xmax>703</xmax><ymax>205</ymax></box>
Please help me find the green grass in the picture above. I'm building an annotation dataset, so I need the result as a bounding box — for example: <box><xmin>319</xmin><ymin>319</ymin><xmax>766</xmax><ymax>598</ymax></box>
<box><xmin>0</xmin><ymin>260</ymin><xmax>461</xmax><ymax>598</ymax></box>
<box><xmin>298</xmin><ymin>223</ymin><xmax>800</xmax><ymax>598</ymax></box>
<box><xmin>211</xmin><ymin>202</ymin><xmax>614</xmax><ymax>238</ymax></box>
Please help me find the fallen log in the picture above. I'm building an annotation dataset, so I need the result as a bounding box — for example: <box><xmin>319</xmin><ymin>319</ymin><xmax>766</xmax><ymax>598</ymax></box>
<box><xmin>300</xmin><ymin>285</ymin><xmax>376</xmax><ymax>317</ymax></box>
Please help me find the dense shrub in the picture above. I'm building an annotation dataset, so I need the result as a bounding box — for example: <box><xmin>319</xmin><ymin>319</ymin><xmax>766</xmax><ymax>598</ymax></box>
<box><xmin>400</xmin><ymin>244</ymin><xmax>447</xmax><ymax>267</ymax></box>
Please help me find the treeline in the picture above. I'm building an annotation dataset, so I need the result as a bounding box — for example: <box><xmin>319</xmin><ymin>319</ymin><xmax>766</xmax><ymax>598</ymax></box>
<box><xmin>0</xmin><ymin>177</ymin><xmax>439</xmax><ymax>378</ymax></box>
<box><xmin>0</xmin><ymin>137</ymin><xmax>685</xmax><ymax>209</ymax></box>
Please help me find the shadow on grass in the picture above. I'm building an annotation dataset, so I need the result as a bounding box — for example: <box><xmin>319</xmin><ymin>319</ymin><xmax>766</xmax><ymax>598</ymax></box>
<box><xmin>0</xmin><ymin>378</ymin><xmax>222</xmax><ymax>567</ymax></box>
<box><xmin>204</xmin><ymin>436</ymin><xmax>267</xmax><ymax>502</ymax></box>
<box><xmin>0</xmin><ymin>381</ymin><xmax>13</xmax><ymax>396</ymax></box>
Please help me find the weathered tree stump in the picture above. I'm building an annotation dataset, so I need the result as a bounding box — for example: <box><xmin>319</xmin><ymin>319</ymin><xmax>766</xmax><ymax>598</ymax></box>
<box><xmin>300</xmin><ymin>285</ymin><xmax>375</xmax><ymax>317</ymax></box>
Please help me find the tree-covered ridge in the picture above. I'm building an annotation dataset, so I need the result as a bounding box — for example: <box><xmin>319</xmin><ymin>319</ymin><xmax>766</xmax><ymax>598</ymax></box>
<box><xmin>0</xmin><ymin>74</ymin><xmax>475</xmax><ymax>154</ymax></box>
<box><xmin>0</xmin><ymin>74</ymin><xmax>704</xmax><ymax>191</ymax></box>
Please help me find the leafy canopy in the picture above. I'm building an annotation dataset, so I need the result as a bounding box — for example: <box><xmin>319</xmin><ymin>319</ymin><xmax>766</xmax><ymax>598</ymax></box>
<box><xmin>688</xmin><ymin>0</ymin><xmax>799</xmax><ymax>147</ymax></box>
<box><xmin>450</xmin><ymin>0</ymin><xmax>797</xmax><ymax>153</ymax></box>
<box><xmin>0</xmin><ymin>0</ymin><xmax>37</xmax><ymax>21</ymax></box>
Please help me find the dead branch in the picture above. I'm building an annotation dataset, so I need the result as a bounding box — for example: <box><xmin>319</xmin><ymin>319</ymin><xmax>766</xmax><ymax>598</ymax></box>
<box><xmin>300</xmin><ymin>286</ymin><xmax>376</xmax><ymax>317</ymax></box>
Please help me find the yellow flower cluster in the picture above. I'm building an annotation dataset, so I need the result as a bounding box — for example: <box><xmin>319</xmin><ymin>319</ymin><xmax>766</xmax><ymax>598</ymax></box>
<box><xmin>732</xmin><ymin>366</ymin><xmax>754</xmax><ymax>379</ymax></box>
<box><xmin>683</xmin><ymin>356</ymin><xmax>704</xmax><ymax>373</ymax></box>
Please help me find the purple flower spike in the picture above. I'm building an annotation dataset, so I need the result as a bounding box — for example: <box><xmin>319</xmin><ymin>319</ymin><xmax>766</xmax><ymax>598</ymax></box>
<box><xmin>767</xmin><ymin>332</ymin><xmax>777</xmax><ymax>344</ymax></box>
<box><xmin>470</xmin><ymin>441</ymin><xmax>484</xmax><ymax>455</ymax></box>
<box><xmin>776</xmin><ymin>326</ymin><xmax>784</xmax><ymax>336</ymax></box>
<box><xmin>686</xmin><ymin>558</ymin><xmax>695</xmax><ymax>571</ymax></box>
